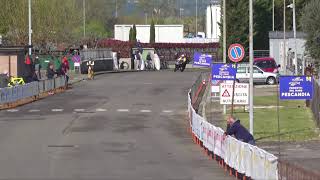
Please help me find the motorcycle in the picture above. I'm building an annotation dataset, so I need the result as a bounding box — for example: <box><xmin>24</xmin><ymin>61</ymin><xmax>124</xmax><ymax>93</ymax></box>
<box><xmin>174</xmin><ymin>56</ymin><xmax>188</xmax><ymax>72</ymax></box>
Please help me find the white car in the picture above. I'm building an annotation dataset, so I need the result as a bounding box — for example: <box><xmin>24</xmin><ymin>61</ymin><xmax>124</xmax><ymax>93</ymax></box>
<box><xmin>236</xmin><ymin>64</ymin><xmax>279</xmax><ymax>85</ymax></box>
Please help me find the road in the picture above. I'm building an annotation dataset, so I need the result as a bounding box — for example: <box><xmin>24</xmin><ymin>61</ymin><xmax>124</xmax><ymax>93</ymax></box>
<box><xmin>0</xmin><ymin>70</ymin><xmax>232</xmax><ymax>180</ymax></box>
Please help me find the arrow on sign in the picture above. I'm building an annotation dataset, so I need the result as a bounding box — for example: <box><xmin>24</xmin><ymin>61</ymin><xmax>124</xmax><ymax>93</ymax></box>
<box><xmin>222</xmin><ymin>89</ymin><xmax>230</xmax><ymax>97</ymax></box>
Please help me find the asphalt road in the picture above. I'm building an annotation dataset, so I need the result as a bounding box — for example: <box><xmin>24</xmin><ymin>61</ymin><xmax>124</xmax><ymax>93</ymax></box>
<box><xmin>0</xmin><ymin>70</ymin><xmax>233</xmax><ymax>180</ymax></box>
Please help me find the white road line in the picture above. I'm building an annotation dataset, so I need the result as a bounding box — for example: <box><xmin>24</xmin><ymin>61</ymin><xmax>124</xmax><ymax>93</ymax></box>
<box><xmin>162</xmin><ymin>110</ymin><xmax>173</xmax><ymax>113</ymax></box>
<box><xmin>74</xmin><ymin>109</ymin><xmax>85</xmax><ymax>112</ymax></box>
<box><xmin>52</xmin><ymin>109</ymin><xmax>64</xmax><ymax>112</ymax></box>
<box><xmin>7</xmin><ymin>109</ymin><xmax>19</xmax><ymax>112</ymax></box>
<box><xmin>117</xmin><ymin>109</ymin><xmax>129</xmax><ymax>112</ymax></box>
<box><xmin>29</xmin><ymin>109</ymin><xmax>40</xmax><ymax>112</ymax></box>
<box><xmin>140</xmin><ymin>109</ymin><xmax>151</xmax><ymax>113</ymax></box>
<box><xmin>96</xmin><ymin>108</ymin><xmax>107</xmax><ymax>112</ymax></box>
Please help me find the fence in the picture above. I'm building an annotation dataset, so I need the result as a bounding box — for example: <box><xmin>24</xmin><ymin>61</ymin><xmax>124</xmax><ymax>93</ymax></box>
<box><xmin>310</xmin><ymin>79</ymin><xmax>320</xmax><ymax>127</ymax></box>
<box><xmin>0</xmin><ymin>76</ymin><xmax>66</xmax><ymax>105</ymax></box>
<box><xmin>80</xmin><ymin>48</ymin><xmax>112</xmax><ymax>62</ymax></box>
<box><xmin>188</xmin><ymin>73</ymin><xmax>278</xmax><ymax>180</ymax></box>
<box><xmin>278</xmin><ymin>160</ymin><xmax>320</xmax><ymax>180</ymax></box>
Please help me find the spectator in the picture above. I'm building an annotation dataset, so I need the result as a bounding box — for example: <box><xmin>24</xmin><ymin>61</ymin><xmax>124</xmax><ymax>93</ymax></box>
<box><xmin>224</xmin><ymin>116</ymin><xmax>255</xmax><ymax>145</ymax></box>
<box><xmin>59</xmin><ymin>56</ymin><xmax>70</xmax><ymax>87</ymax></box>
<box><xmin>134</xmin><ymin>51</ymin><xmax>141</xmax><ymax>70</ymax></box>
<box><xmin>47</xmin><ymin>62</ymin><xmax>56</xmax><ymax>95</ymax></box>
<box><xmin>34</xmin><ymin>56</ymin><xmax>41</xmax><ymax>80</ymax></box>
<box><xmin>0</xmin><ymin>70</ymin><xmax>9</xmax><ymax>88</ymax></box>
<box><xmin>117</xmin><ymin>51</ymin><xmax>121</xmax><ymax>69</ymax></box>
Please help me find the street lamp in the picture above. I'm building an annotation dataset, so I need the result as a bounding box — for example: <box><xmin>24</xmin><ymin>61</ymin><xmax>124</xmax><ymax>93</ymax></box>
<box><xmin>28</xmin><ymin>0</ymin><xmax>32</xmax><ymax>55</ymax></box>
<box><xmin>288</xmin><ymin>1</ymin><xmax>298</xmax><ymax>75</ymax></box>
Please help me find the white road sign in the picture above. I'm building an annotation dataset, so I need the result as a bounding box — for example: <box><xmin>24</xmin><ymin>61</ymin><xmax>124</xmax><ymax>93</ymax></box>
<box><xmin>220</xmin><ymin>83</ymin><xmax>249</xmax><ymax>105</ymax></box>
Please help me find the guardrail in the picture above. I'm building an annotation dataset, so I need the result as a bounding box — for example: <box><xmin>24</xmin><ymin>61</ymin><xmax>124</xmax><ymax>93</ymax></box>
<box><xmin>278</xmin><ymin>160</ymin><xmax>320</xmax><ymax>180</ymax></box>
<box><xmin>0</xmin><ymin>76</ymin><xmax>66</xmax><ymax>106</ymax></box>
<box><xmin>188</xmin><ymin>73</ymin><xmax>278</xmax><ymax>180</ymax></box>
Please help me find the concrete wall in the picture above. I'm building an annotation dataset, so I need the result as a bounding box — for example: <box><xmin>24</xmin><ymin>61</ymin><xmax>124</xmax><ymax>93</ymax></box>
<box><xmin>114</xmin><ymin>25</ymin><xmax>184</xmax><ymax>43</ymax></box>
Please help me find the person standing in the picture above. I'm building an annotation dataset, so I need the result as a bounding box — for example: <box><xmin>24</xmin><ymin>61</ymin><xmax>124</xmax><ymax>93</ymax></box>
<box><xmin>60</xmin><ymin>56</ymin><xmax>70</xmax><ymax>87</ymax></box>
<box><xmin>134</xmin><ymin>51</ymin><xmax>141</xmax><ymax>70</ymax></box>
<box><xmin>34</xmin><ymin>56</ymin><xmax>41</xmax><ymax>80</ymax></box>
<box><xmin>47</xmin><ymin>62</ymin><xmax>56</xmax><ymax>95</ymax></box>
<box><xmin>224</xmin><ymin>116</ymin><xmax>255</xmax><ymax>145</ymax></box>
<box><xmin>86</xmin><ymin>59</ymin><xmax>95</xmax><ymax>80</ymax></box>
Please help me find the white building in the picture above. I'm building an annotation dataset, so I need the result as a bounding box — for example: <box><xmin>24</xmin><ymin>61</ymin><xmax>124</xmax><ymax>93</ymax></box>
<box><xmin>114</xmin><ymin>24</ymin><xmax>184</xmax><ymax>43</ymax></box>
<box><xmin>206</xmin><ymin>3</ymin><xmax>221</xmax><ymax>41</ymax></box>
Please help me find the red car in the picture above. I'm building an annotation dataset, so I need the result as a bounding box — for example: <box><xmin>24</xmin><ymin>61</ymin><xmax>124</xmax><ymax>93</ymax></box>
<box><xmin>254</xmin><ymin>57</ymin><xmax>279</xmax><ymax>73</ymax></box>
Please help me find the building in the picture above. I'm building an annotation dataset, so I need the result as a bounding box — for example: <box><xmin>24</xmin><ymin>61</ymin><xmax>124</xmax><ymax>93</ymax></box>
<box><xmin>269</xmin><ymin>31</ymin><xmax>307</xmax><ymax>73</ymax></box>
<box><xmin>206</xmin><ymin>2</ymin><xmax>221</xmax><ymax>41</ymax></box>
<box><xmin>114</xmin><ymin>24</ymin><xmax>184</xmax><ymax>43</ymax></box>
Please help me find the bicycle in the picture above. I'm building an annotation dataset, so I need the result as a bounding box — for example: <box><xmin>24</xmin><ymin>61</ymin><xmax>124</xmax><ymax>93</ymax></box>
<box><xmin>7</xmin><ymin>77</ymin><xmax>25</xmax><ymax>87</ymax></box>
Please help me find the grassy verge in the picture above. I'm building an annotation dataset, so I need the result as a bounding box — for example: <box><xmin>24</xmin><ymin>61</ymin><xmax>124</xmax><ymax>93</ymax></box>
<box><xmin>229</xmin><ymin>95</ymin><xmax>319</xmax><ymax>142</ymax></box>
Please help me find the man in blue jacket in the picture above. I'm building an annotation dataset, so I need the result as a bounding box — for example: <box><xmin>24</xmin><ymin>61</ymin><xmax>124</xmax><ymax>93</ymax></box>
<box><xmin>224</xmin><ymin>116</ymin><xmax>255</xmax><ymax>145</ymax></box>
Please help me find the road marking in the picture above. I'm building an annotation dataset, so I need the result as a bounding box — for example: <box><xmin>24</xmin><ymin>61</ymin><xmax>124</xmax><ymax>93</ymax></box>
<box><xmin>143</xmin><ymin>82</ymin><xmax>153</xmax><ymax>85</ymax></box>
<box><xmin>117</xmin><ymin>109</ymin><xmax>129</xmax><ymax>112</ymax></box>
<box><xmin>162</xmin><ymin>110</ymin><xmax>173</xmax><ymax>113</ymax></box>
<box><xmin>52</xmin><ymin>109</ymin><xmax>64</xmax><ymax>112</ymax></box>
<box><xmin>74</xmin><ymin>109</ymin><xmax>85</xmax><ymax>112</ymax></box>
<box><xmin>140</xmin><ymin>109</ymin><xmax>151</xmax><ymax>113</ymax></box>
<box><xmin>29</xmin><ymin>109</ymin><xmax>40</xmax><ymax>112</ymax></box>
<box><xmin>7</xmin><ymin>109</ymin><xmax>19</xmax><ymax>112</ymax></box>
<box><xmin>96</xmin><ymin>108</ymin><xmax>107</xmax><ymax>112</ymax></box>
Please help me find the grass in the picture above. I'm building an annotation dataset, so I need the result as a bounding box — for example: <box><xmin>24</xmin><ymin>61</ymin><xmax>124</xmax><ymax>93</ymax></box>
<box><xmin>228</xmin><ymin>95</ymin><xmax>320</xmax><ymax>142</ymax></box>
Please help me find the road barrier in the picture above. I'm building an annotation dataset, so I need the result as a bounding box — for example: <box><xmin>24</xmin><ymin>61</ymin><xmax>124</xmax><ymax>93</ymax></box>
<box><xmin>0</xmin><ymin>76</ymin><xmax>66</xmax><ymax>107</ymax></box>
<box><xmin>188</xmin><ymin>74</ymin><xmax>278</xmax><ymax>180</ymax></box>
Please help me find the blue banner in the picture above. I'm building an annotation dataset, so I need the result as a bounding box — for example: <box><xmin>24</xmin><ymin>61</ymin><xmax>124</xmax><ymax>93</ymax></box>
<box><xmin>211</xmin><ymin>63</ymin><xmax>237</xmax><ymax>80</ymax></box>
<box><xmin>193</xmin><ymin>52</ymin><xmax>212</xmax><ymax>67</ymax></box>
<box><xmin>279</xmin><ymin>76</ymin><xmax>313</xmax><ymax>100</ymax></box>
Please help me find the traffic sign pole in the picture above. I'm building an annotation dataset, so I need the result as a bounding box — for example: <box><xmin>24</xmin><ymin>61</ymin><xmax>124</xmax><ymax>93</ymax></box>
<box><xmin>231</xmin><ymin>63</ymin><xmax>237</xmax><ymax>115</ymax></box>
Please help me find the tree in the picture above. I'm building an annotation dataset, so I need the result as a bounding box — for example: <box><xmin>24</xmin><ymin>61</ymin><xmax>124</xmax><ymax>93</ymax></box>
<box><xmin>129</xmin><ymin>27</ymin><xmax>133</xmax><ymax>41</ymax></box>
<box><xmin>150</xmin><ymin>20</ymin><xmax>155</xmax><ymax>43</ymax></box>
<box><xmin>301</xmin><ymin>0</ymin><xmax>320</xmax><ymax>61</ymax></box>
<box><xmin>132</xmin><ymin>24</ymin><xmax>137</xmax><ymax>42</ymax></box>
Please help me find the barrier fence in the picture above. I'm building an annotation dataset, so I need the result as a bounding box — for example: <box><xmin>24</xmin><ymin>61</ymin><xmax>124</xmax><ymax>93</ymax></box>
<box><xmin>310</xmin><ymin>79</ymin><xmax>320</xmax><ymax>127</ymax></box>
<box><xmin>0</xmin><ymin>76</ymin><xmax>66</xmax><ymax>105</ymax></box>
<box><xmin>188</xmin><ymin>73</ymin><xmax>278</xmax><ymax>180</ymax></box>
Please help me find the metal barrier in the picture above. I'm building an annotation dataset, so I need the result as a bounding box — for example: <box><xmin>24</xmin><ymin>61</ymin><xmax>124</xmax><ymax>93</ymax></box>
<box><xmin>190</xmin><ymin>72</ymin><xmax>210</xmax><ymax>105</ymax></box>
<box><xmin>0</xmin><ymin>76</ymin><xmax>66</xmax><ymax>105</ymax></box>
<box><xmin>278</xmin><ymin>160</ymin><xmax>320</xmax><ymax>180</ymax></box>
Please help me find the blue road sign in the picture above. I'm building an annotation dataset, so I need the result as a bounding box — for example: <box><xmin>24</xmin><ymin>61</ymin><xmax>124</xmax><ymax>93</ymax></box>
<box><xmin>279</xmin><ymin>76</ymin><xmax>313</xmax><ymax>100</ymax></box>
<box><xmin>193</xmin><ymin>52</ymin><xmax>212</xmax><ymax>67</ymax></box>
<box><xmin>228</xmin><ymin>44</ymin><xmax>245</xmax><ymax>63</ymax></box>
<box><xmin>212</xmin><ymin>63</ymin><xmax>237</xmax><ymax>81</ymax></box>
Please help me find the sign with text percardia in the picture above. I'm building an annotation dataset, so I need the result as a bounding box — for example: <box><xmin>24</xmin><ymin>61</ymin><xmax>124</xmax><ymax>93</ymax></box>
<box><xmin>279</xmin><ymin>76</ymin><xmax>313</xmax><ymax>100</ymax></box>
<box><xmin>220</xmin><ymin>83</ymin><xmax>249</xmax><ymax>105</ymax></box>
<box><xmin>193</xmin><ymin>52</ymin><xmax>212</xmax><ymax>67</ymax></box>
<box><xmin>212</xmin><ymin>63</ymin><xmax>237</xmax><ymax>81</ymax></box>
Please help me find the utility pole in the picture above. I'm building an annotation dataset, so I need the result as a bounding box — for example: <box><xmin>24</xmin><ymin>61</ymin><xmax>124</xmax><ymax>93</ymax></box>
<box><xmin>283</xmin><ymin>0</ymin><xmax>286</xmax><ymax>74</ymax></box>
<box><xmin>83</xmin><ymin>0</ymin><xmax>86</xmax><ymax>38</ymax></box>
<box><xmin>28</xmin><ymin>0</ymin><xmax>32</xmax><ymax>55</ymax></box>
<box><xmin>115</xmin><ymin>0</ymin><xmax>118</xmax><ymax>18</ymax></box>
<box><xmin>223</xmin><ymin>0</ymin><xmax>226</xmax><ymax>63</ymax></box>
<box><xmin>249</xmin><ymin>0</ymin><xmax>254</xmax><ymax>135</ymax></box>
<box><xmin>293</xmin><ymin>0</ymin><xmax>298</xmax><ymax>75</ymax></box>
<box><xmin>272</xmin><ymin>0</ymin><xmax>275</xmax><ymax>31</ymax></box>
<box><xmin>196</xmin><ymin>0</ymin><xmax>198</xmax><ymax>35</ymax></box>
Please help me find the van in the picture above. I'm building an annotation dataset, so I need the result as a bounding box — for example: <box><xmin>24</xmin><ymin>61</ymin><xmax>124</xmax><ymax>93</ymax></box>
<box><xmin>253</xmin><ymin>57</ymin><xmax>279</xmax><ymax>73</ymax></box>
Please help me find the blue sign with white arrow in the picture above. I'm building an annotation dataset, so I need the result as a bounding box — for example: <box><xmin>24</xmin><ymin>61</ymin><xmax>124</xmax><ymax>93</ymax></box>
<box><xmin>193</xmin><ymin>52</ymin><xmax>212</xmax><ymax>67</ymax></box>
<box><xmin>211</xmin><ymin>63</ymin><xmax>237</xmax><ymax>81</ymax></box>
<box><xmin>279</xmin><ymin>76</ymin><xmax>313</xmax><ymax>100</ymax></box>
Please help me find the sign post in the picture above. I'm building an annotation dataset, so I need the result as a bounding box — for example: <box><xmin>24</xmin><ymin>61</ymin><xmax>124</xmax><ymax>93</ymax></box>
<box><xmin>228</xmin><ymin>44</ymin><xmax>245</xmax><ymax>115</ymax></box>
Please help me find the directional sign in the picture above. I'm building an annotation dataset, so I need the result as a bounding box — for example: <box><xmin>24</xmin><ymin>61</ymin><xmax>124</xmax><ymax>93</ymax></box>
<box><xmin>193</xmin><ymin>52</ymin><xmax>212</xmax><ymax>67</ymax></box>
<box><xmin>228</xmin><ymin>44</ymin><xmax>245</xmax><ymax>63</ymax></box>
<box><xmin>220</xmin><ymin>83</ymin><xmax>249</xmax><ymax>105</ymax></box>
<box><xmin>279</xmin><ymin>76</ymin><xmax>313</xmax><ymax>100</ymax></box>
<box><xmin>212</xmin><ymin>63</ymin><xmax>237</xmax><ymax>81</ymax></box>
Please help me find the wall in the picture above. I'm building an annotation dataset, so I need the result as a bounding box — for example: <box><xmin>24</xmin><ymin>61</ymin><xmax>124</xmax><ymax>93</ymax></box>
<box><xmin>114</xmin><ymin>25</ymin><xmax>184</xmax><ymax>43</ymax></box>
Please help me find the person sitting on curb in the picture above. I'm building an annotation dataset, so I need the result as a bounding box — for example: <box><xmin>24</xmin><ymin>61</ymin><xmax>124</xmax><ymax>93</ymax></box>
<box><xmin>224</xmin><ymin>116</ymin><xmax>255</xmax><ymax>145</ymax></box>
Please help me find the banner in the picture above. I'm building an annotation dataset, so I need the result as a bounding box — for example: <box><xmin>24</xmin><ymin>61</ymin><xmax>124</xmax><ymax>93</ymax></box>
<box><xmin>193</xmin><ymin>52</ymin><xmax>212</xmax><ymax>67</ymax></box>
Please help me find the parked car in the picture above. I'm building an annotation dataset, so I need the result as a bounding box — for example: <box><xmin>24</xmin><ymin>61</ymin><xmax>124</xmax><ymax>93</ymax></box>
<box><xmin>236</xmin><ymin>64</ymin><xmax>279</xmax><ymax>85</ymax></box>
<box><xmin>254</xmin><ymin>57</ymin><xmax>279</xmax><ymax>73</ymax></box>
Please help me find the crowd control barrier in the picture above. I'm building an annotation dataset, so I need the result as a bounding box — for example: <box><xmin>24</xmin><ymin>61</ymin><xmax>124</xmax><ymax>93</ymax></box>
<box><xmin>0</xmin><ymin>76</ymin><xmax>66</xmax><ymax>106</ymax></box>
<box><xmin>188</xmin><ymin>74</ymin><xmax>278</xmax><ymax>180</ymax></box>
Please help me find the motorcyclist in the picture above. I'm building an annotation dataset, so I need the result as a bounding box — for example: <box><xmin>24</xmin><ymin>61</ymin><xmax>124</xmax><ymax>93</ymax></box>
<box><xmin>177</xmin><ymin>54</ymin><xmax>187</xmax><ymax>64</ymax></box>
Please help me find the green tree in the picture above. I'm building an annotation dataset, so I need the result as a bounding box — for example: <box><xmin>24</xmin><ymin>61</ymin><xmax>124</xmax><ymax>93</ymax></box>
<box><xmin>150</xmin><ymin>20</ymin><xmax>155</xmax><ymax>43</ymax></box>
<box><xmin>133</xmin><ymin>24</ymin><xmax>137</xmax><ymax>42</ymax></box>
<box><xmin>301</xmin><ymin>0</ymin><xmax>320</xmax><ymax>61</ymax></box>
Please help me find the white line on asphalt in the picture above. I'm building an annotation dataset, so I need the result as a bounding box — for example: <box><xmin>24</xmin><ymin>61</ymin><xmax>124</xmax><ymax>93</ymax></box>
<box><xmin>162</xmin><ymin>110</ymin><xmax>173</xmax><ymax>113</ymax></box>
<box><xmin>140</xmin><ymin>109</ymin><xmax>151</xmax><ymax>113</ymax></box>
<box><xmin>74</xmin><ymin>109</ymin><xmax>85</xmax><ymax>112</ymax></box>
<box><xmin>117</xmin><ymin>109</ymin><xmax>129</xmax><ymax>112</ymax></box>
<box><xmin>7</xmin><ymin>109</ymin><xmax>19</xmax><ymax>112</ymax></box>
<box><xmin>96</xmin><ymin>108</ymin><xmax>107</xmax><ymax>112</ymax></box>
<box><xmin>29</xmin><ymin>109</ymin><xmax>40</xmax><ymax>112</ymax></box>
<box><xmin>52</xmin><ymin>109</ymin><xmax>64</xmax><ymax>112</ymax></box>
